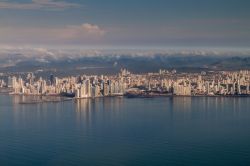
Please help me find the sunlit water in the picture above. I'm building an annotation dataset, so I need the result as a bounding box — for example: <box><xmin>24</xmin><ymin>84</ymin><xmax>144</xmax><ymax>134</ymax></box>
<box><xmin>1</xmin><ymin>95</ymin><xmax>250</xmax><ymax>165</ymax></box>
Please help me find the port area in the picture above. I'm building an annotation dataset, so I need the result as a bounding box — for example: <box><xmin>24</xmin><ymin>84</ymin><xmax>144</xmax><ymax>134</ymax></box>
<box><xmin>124</xmin><ymin>91</ymin><xmax>250</xmax><ymax>98</ymax></box>
<box><xmin>12</xmin><ymin>95</ymin><xmax>73</xmax><ymax>105</ymax></box>
<box><xmin>0</xmin><ymin>87</ymin><xmax>12</xmax><ymax>94</ymax></box>
<box><xmin>124</xmin><ymin>91</ymin><xmax>172</xmax><ymax>98</ymax></box>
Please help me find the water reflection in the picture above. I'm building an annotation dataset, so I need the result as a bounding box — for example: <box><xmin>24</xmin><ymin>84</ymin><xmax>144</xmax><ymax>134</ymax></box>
<box><xmin>2</xmin><ymin>95</ymin><xmax>250</xmax><ymax>166</ymax></box>
<box><xmin>6</xmin><ymin>95</ymin><xmax>67</xmax><ymax>129</ymax></box>
<box><xmin>75</xmin><ymin>97</ymin><xmax>124</xmax><ymax>113</ymax></box>
<box><xmin>74</xmin><ymin>97</ymin><xmax>125</xmax><ymax>127</ymax></box>
<box><xmin>5</xmin><ymin>95</ymin><xmax>250</xmax><ymax>126</ymax></box>
<box><xmin>168</xmin><ymin>96</ymin><xmax>250</xmax><ymax>122</ymax></box>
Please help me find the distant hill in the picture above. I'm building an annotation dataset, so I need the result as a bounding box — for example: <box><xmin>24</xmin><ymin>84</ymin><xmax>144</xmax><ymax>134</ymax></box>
<box><xmin>210</xmin><ymin>57</ymin><xmax>250</xmax><ymax>70</ymax></box>
<box><xmin>0</xmin><ymin>48</ymin><xmax>250</xmax><ymax>76</ymax></box>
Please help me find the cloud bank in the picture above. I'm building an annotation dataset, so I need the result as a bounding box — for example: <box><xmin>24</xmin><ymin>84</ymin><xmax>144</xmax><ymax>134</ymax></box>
<box><xmin>0</xmin><ymin>23</ymin><xmax>106</xmax><ymax>45</ymax></box>
<box><xmin>0</xmin><ymin>0</ymin><xmax>80</xmax><ymax>10</ymax></box>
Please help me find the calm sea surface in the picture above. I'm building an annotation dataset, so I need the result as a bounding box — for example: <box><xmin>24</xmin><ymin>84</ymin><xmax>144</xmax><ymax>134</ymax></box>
<box><xmin>0</xmin><ymin>95</ymin><xmax>250</xmax><ymax>166</ymax></box>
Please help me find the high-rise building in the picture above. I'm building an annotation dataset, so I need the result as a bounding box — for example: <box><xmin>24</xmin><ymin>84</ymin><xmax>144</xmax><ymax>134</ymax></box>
<box><xmin>50</xmin><ymin>74</ymin><xmax>55</xmax><ymax>86</ymax></box>
<box><xmin>8</xmin><ymin>76</ymin><xmax>17</xmax><ymax>88</ymax></box>
<box><xmin>86</xmin><ymin>79</ymin><xmax>91</xmax><ymax>97</ymax></box>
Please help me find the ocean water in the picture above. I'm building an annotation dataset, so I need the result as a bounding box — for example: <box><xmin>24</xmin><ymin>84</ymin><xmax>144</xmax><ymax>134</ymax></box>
<box><xmin>0</xmin><ymin>95</ymin><xmax>250</xmax><ymax>166</ymax></box>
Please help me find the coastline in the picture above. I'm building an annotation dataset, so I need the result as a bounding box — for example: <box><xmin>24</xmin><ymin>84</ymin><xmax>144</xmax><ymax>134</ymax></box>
<box><xmin>2</xmin><ymin>91</ymin><xmax>250</xmax><ymax>105</ymax></box>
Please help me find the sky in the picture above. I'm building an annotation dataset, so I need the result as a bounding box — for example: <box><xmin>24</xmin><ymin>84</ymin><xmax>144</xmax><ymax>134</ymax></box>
<box><xmin>0</xmin><ymin>0</ymin><xmax>250</xmax><ymax>48</ymax></box>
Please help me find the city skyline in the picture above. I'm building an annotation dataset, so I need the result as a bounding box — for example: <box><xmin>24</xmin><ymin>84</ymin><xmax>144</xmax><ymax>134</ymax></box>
<box><xmin>1</xmin><ymin>1</ymin><xmax>250</xmax><ymax>166</ymax></box>
<box><xmin>2</xmin><ymin>69</ymin><xmax>250</xmax><ymax>99</ymax></box>
<box><xmin>0</xmin><ymin>0</ymin><xmax>250</xmax><ymax>48</ymax></box>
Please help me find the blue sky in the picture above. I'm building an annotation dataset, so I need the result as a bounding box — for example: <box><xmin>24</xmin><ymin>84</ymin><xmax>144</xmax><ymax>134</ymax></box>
<box><xmin>0</xmin><ymin>0</ymin><xmax>249</xmax><ymax>48</ymax></box>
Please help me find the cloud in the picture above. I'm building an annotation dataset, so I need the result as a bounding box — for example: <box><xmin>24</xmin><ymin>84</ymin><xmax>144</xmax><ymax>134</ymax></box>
<box><xmin>0</xmin><ymin>23</ymin><xmax>106</xmax><ymax>45</ymax></box>
<box><xmin>61</xmin><ymin>24</ymin><xmax>106</xmax><ymax>39</ymax></box>
<box><xmin>0</xmin><ymin>0</ymin><xmax>80</xmax><ymax>10</ymax></box>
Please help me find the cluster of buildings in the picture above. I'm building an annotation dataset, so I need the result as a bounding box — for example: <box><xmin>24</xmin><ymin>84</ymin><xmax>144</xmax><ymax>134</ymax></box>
<box><xmin>5</xmin><ymin>69</ymin><xmax>130</xmax><ymax>98</ymax></box>
<box><xmin>2</xmin><ymin>69</ymin><xmax>250</xmax><ymax>98</ymax></box>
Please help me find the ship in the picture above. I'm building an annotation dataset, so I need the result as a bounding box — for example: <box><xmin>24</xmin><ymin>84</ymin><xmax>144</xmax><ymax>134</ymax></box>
<box><xmin>60</xmin><ymin>92</ymin><xmax>75</xmax><ymax>98</ymax></box>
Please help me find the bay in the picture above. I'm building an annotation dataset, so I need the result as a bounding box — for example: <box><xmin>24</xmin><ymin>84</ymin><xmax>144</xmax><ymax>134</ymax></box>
<box><xmin>0</xmin><ymin>95</ymin><xmax>250</xmax><ymax>166</ymax></box>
